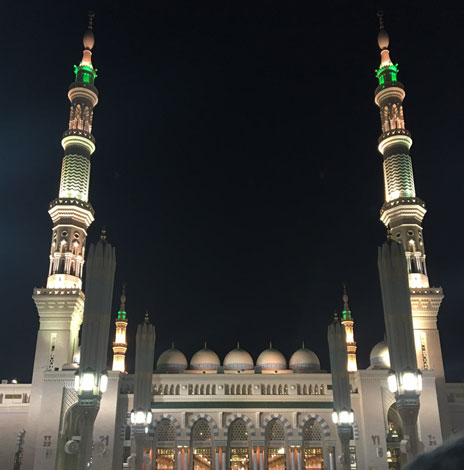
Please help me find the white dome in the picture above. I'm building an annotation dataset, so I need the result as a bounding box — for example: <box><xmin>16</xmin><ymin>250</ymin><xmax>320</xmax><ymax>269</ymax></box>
<box><xmin>370</xmin><ymin>340</ymin><xmax>391</xmax><ymax>369</ymax></box>
<box><xmin>289</xmin><ymin>347</ymin><xmax>320</xmax><ymax>372</ymax></box>
<box><xmin>157</xmin><ymin>347</ymin><xmax>188</xmax><ymax>372</ymax></box>
<box><xmin>256</xmin><ymin>347</ymin><xmax>287</xmax><ymax>370</ymax></box>
<box><xmin>223</xmin><ymin>347</ymin><xmax>254</xmax><ymax>370</ymax></box>
<box><xmin>72</xmin><ymin>346</ymin><xmax>81</xmax><ymax>365</ymax></box>
<box><xmin>190</xmin><ymin>347</ymin><xmax>220</xmax><ymax>370</ymax></box>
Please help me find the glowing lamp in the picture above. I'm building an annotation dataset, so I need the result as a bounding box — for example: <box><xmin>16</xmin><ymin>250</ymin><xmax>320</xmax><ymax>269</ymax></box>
<box><xmin>100</xmin><ymin>373</ymin><xmax>108</xmax><ymax>393</ymax></box>
<box><xmin>147</xmin><ymin>411</ymin><xmax>153</xmax><ymax>424</ymax></box>
<box><xmin>387</xmin><ymin>370</ymin><xmax>398</xmax><ymax>393</ymax></box>
<box><xmin>332</xmin><ymin>411</ymin><xmax>338</xmax><ymax>424</ymax></box>
<box><xmin>417</xmin><ymin>371</ymin><xmax>423</xmax><ymax>391</ymax></box>
<box><xmin>81</xmin><ymin>372</ymin><xmax>95</xmax><ymax>391</ymax></box>
<box><xmin>136</xmin><ymin>410</ymin><xmax>145</xmax><ymax>424</ymax></box>
<box><xmin>74</xmin><ymin>374</ymin><xmax>80</xmax><ymax>392</ymax></box>
<box><xmin>402</xmin><ymin>370</ymin><xmax>416</xmax><ymax>392</ymax></box>
<box><xmin>130</xmin><ymin>410</ymin><xmax>135</xmax><ymax>424</ymax></box>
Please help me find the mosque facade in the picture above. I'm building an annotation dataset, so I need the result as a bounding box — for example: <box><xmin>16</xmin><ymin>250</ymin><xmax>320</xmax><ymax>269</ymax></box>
<box><xmin>1</xmin><ymin>14</ymin><xmax>464</xmax><ymax>470</ymax></box>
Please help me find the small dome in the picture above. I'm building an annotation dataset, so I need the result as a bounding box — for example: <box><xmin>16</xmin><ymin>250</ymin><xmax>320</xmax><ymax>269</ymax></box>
<box><xmin>72</xmin><ymin>346</ymin><xmax>81</xmax><ymax>365</ymax></box>
<box><xmin>370</xmin><ymin>340</ymin><xmax>391</xmax><ymax>369</ymax></box>
<box><xmin>224</xmin><ymin>346</ymin><xmax>254</xmax><ymax>370</ymax></box>
<box><xmin>190</xmin><ymin>347</ymin><xmax>220</xmax><ymax>370</ymax></box>
<box><xmin>157</xmin><ymin>347</ymin><xmax>188</xmax><ymax>372</ymax></box>
<box><xmin>378</xmin><ymin>29</ymin><xmax>389</xmax><ymax>49</ymax></box>
<box><xmin>256</xmin><ymin>347</ymin><xmax>287</xmax><ymax>370</ymax></box>
<box><xmin>289</xmin><ymin>347</ymin><xmax>320</xmax><ymax>372</ymax></box>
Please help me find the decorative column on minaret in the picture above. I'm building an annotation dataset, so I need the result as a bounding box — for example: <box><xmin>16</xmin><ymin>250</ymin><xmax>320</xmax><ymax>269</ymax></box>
<box><xmin>378</xmin><ymin>240</ymin><xmax>421</xmax><ymax>462</ymax></box>
<box><xmin>130</xmin><ymin>313</ymin><xmax>156</xmax><ymax>470</ymax></box>
<box><xmin>341</xmin><ymin>284</ymin><xmax>357</xmax><ymax>372</ymax></box>
<box><xmin>32</xmin><ymin>12</ymin><xmax>99</xmax><ymax>375</ymax></box>
<box><xmin>373</xmin><ymin>12</ymin><xmax>449</xmax><ymax>436</ymax></box>
<box><xmin>74</xmin><ymin>232</ymin><xmax>116</xmax><ymax>470</ymax></box>
<box><xmin>112</xmin><ymin>284</ymin><xmax>129</xmax><ymax>372</ymax></box>
<box><xmin>328</xmin><ymin>314</ymin><xmax>354</xmax><ymax>470</ymax></box>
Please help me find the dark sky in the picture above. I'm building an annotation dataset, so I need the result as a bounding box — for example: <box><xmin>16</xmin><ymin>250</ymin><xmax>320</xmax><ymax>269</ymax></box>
<box><xmin>2</xmin><ymin>2</ymin><xmax>464</xmax><ymax>383</ymax></box>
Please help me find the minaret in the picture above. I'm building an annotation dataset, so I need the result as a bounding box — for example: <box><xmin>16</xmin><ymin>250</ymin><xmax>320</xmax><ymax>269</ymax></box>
<box><xmin>341</xmin><ymin>284</ymin><xmax>357</xmax><ymax>372</ymax></box>
<box><xmin>24</xmin><ymin>14</ymin><xmax>100</xmax><ymax>469</ymax></box>
<box><xmin>112</xmin><ymin>284</ymin><xmax>129</xmax><ymax>372</ymax></box>
<box><xmin>374</xmin><ymin>12</ymin><xmax>449</xmax><ymax>437</ymax></box>
<box><xmin>32</xmin><ymin>12</ymin><xmax>99</xmax><ymax>374</ymax></box>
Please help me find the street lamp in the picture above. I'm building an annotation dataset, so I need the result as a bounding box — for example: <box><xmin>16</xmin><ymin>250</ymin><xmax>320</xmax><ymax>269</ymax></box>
<box><xmin>130</xmin><ymin>408</ymin><xmax>153</xmax><ymax>433</ymax></box>
<box><xmin>332</xmin><ymin>409</ymin><xmax>354</xmax><ymax>425</ymax></box>
<box><xmin>74</xmin><ymin>369</ymin><xmax>109</xmax><ymax>395</ymax></box>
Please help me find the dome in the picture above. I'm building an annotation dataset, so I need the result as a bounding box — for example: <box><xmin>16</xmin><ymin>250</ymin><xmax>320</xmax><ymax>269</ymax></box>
<box><xmin>256</xmin><ymin>347</ymin><xmax>287</xmax><ymax>371</ymax></box>
<box><xmin>72</xmin><ymin>346</ymin><xmax>80</xmax><ymax>365</ymax></box>
<box><xmin>370</xmin><ymin>340</ymin><xmax>391</xmax><ymax>369</ymax></box>
<box><xmin>223</xmin><ymin>346</ymin><xmax>254</xmax><ymax>370</ymax></box>
<box><xmin>289</xmin><ymin>347</ymin><xmax>320</xmax><ymax>372</ymax></box>
<box><xmin>157</xmin><ymin>347</ymin><xmax>188</xmax><ymax>372</ymax></box>
<box><xmin>190</xmin><ymin>347</ymin><xmax>220</xmax><ymax>370</ymax></box>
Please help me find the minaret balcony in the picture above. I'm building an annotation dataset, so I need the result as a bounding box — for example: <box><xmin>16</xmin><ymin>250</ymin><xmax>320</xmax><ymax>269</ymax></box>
<box><xmin>378</xmin><ymin>128</ymin><xmax>411</xmax><ymax>144</ymax></box>
<box><xmin>49</xmin><ymin>198</ymin><xmax>95</xmax><ymax>227</ymax></box>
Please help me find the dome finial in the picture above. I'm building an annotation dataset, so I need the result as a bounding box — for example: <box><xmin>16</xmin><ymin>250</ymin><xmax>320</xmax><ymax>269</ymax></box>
<box><xmin>269</xmin><ymin>340</ymin><xmax>273</xmax><ymax>349</ymax></box>
<box><xmin>302</xmin><ymin>340</ymin><xmax>305</xmax><ymax>349</ymax></box>
<box><xmin>88</xmin><ymin>10</ymin><xmax>95</xmax><ymax>31</ymax></box>
<box><xmin>237</xmin><ymin>340</ymin><xmax>240</xmax><ymax>349</ymax></box>
<box><xmin>100</xmin><ymin>226</ymin><xmax>107</xmax><ymax>241</ymax></box>
<box><xmin>343</xmin><ymin>282</ymin><xmax>350</xmax><ymax>309</ymax></box>
<box><xmin>144</xmin><ymin>310</ymin><xmax>150</xmax><ymax>323</ymax></box>
<box><xmin>376</xmin><ymin>11</ymin><xmax>390</xmax><ymax>52</ymax></box>
<box><xmin>204</xmin><ymin>341</ymin><xmax>207</xmax><ymax>349</ymax></box>
<box><xmin>171</xmin><ymin>340</ymin><xmax>175</xmax><ymax>348</ymax></box>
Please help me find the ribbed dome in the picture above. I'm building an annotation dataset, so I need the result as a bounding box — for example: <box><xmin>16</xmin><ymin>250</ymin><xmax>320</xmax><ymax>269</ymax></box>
<box><xmin>157</xmin><ymin>347</ymin><xmax>188</xmax><ymax>372</ymax></box>
<box><xmin>223</xmin><ymin>346</ymin><xmax>254</xmax><ymax>370</ymax></box>
<box><xmin>289</xmin><ymin>347</ymin><xmax>320</xmax><ymax>372</ymax></box>
<box><xmin>370</xmin><ymin>340</ymin><xmax>391</xmax><ymax>369</ymax></box>
<box><xmin>190</xmin><ymin>347</ymin><xmax>220</xmax><ymax>370</ymax></box>
<box><xmin>256</xmin><ymin>347</ymin><xmax>286</xmax><ymax>370</ymax></box>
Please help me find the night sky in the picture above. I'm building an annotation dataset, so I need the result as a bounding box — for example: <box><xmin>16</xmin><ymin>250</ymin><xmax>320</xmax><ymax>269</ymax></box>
<box><xmin>2</xmin><ymin>3</ymin><xmax>464</xmax><ymax>383</ymax></box>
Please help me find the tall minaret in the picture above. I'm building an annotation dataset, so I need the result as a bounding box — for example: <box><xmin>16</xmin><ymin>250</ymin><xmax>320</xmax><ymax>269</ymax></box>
<box><xmin>341</xmin><ymin>284</ymin><xmax>357</xmax><ymax>372</ymax></box>
<box><xmin>32</xmin><ymin>12</ymin><xmax>99</xmax><ymax>374</ymax></box>
<box><xmin>24</xmin><ymin>14</ymin><xmax>100</xmax><ymax>469</ymax></box>
<box><xmin>112</xmin><ymin>284</ymin><xmax>129</xmax><ymax>372</ymax></box>
<box><xmin>374</xmin><ymin>12</ymin><xmax>449</xmax><ymax>437</ymax></box>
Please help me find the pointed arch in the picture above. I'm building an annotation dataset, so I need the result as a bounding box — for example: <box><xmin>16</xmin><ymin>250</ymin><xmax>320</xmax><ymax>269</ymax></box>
<box><xmin>152</xmin><ymin>414</ymin><xmax>182</xmax><ymax>438</ymax></box>
<box><xmin>186</xmin><ymin>414</ymin><xmax>219</xmax><ymax>438</ymax></box>
<box><xmin>298</xmin><ymin>414</ymin><xmax>331</xmax><ymax>438</ymax></box>
<box><xmin>224</xmin><ymin>413</ymin><xmax>257</xmax><ymax>437</ymax></box>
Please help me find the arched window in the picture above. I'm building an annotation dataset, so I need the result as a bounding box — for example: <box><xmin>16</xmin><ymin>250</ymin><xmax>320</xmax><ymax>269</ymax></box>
<box><xmin>191</xmin><ymin>418</ymin><xmax>211</xmax><ymax>442</ymax></box>
<box><xmin>265</xmin><ymin>419</ymin><xmax>286</xmax><ymax>470</ymax></box>
<box><xmin>191</xmin><ymin>419</ymin><xmax>212</xmax><ymax>470</ymax></box>
<box><xmin>156</xmin><ymin>419</ymin><xmax>176</xmax><ymax>443</ymax></box>
<box><xmin>229</xmin><ymin>419</ymin><xmax>249</xmax><ymax>470</ymax></box>
<box><xmin>155</xmin><ymin>419</ymin><xmax>176</xmax><ymax>470</ymax></box>
<box><xmin>303</xmin><ymin>419</ymin><xmax>323</xmax><ymax>469</ymax></box>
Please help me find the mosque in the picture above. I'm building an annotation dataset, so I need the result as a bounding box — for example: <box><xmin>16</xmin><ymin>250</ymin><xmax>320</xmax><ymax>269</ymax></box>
<box><xmin>0</xmin><ymin>13</ymin><xmax>464</xmax><ymax>470</ymax></box>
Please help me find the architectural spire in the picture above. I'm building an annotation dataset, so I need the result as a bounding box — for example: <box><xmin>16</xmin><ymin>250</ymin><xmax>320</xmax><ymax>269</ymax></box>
<box><xmin>340</xmin><ymin>284</ymin><xmax>357</xmax><ymax>372</ymax></box>
<box><xmin>144</xmin><ymin>311</ymin><xmax>150</xmax><ymax>323</ymax></box>
<box><xmin>112</xmin><ymin>283</ymin><xmax>128</xmax><ymax>373</ymax></box>
<box><xmin>373</xmin><ymin>13</ymin><xmax>447</xmax><ymax>435</ymax></box>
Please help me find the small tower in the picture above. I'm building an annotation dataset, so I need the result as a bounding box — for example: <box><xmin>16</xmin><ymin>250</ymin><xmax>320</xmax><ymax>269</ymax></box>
<box><xmin>112</xmin><ymin>284</ymin><xmax>129</xmax><ymax>372</ymax></box>
<box><xmin>341</xmin><ymin>284</ymin><xmax>357</xmax><ymax>372</ymax></box>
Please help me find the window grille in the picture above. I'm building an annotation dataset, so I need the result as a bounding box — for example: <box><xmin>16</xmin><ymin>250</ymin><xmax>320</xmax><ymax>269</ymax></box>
<box><xmin>191</xmin><ymin>419</ymin><xmax>211</xmax><ymax>441</ymax></box>
<box><xmin>303</xmin><ymin>419</ymin><xmax>322</xmax><ymax>442</ymax></box>
<box><xmin>156</xmin><ymin>419</ymin><xmax>176</xmax><ymax>442</ymax></box>
<box><xmin>228</xmin><ymin>419</ymin><xmax>248</xmax><ymax>441</ymax></box>
<box><xmin>265</xmin><ymin>419</ymin><xmax>285</xmax><ymax>441</ymax></box>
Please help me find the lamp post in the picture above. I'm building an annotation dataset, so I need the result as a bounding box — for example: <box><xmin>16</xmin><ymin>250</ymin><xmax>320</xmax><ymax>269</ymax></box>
<box><xmin>73</xmin><ymin>233</ymin><xmax>116</xmax><ymax>470</ymax></box>
<box><xmin>328</xmin><ymin>314</ymin><xmax>353</xmax><ymax>470</ymax></box>
<box><xmin>132</xmin><ymin>313</ymin><xmax>156</xmax><ymax>470</ymax></box>
<box><xmin>378</xmin><ymin>240</ymin><xmax>421</xmax><ymax>461</ymax></box>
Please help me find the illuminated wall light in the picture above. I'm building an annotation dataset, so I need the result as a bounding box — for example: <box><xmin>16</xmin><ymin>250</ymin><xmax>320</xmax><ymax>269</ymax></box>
<box><xmin>81</xmin><ymin>372</ymin><xmax>94</xmax><ymax>391</ymax></box>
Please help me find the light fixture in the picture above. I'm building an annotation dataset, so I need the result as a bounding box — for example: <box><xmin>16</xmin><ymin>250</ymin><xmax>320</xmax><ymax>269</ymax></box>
<box><xmin>74</xmin><ymin>373</ymin><xmax>80</xmax><ymax>391</ymax></box>
<box><xmin>81</xmin><ymin>372</ymin><xmax>95</xmax><ymax>391</ymax></box>
<box><xmin>100</xmin><ymin>373</ymin><xmax>108</xmax><ymax>393</ymax></box>
<box><xmin>147</xmin><ymin>411</ymin><xmax>152</xmax><ymax>424</ymax></box>
<box><xmin>136</xmin><ymin>410</ymin><xmax>145</xmax><ymax>424</ymax></box>
<box><xmin>402</xmin><ymin>369</ymin><xmax>416</xmax><ymax>391</ymax></box>
<box><xmin>130</xmin><ymin>410</ymin><xmax>135</xmax><ymax>425</ymax></box>
<box><xmin>331</xmin><ymin>411</ymin><xmax>338</xmax><ymax>424</ymax></box>
<box><xmin>387</xmin><ymin>370</ymin><xmax>398</xmax><ymax>393</ymax></box>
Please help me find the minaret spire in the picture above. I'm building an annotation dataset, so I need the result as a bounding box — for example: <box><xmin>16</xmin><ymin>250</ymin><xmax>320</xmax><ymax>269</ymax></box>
<box><xmin>340</xmin><ymin>283</ymin><xmax>357</xmax><ymax>372</ymax></box>
<box><xmin>112</xmin><ymin>284</ymin><xmax>129</xmax><ymax>373</ymax></box>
